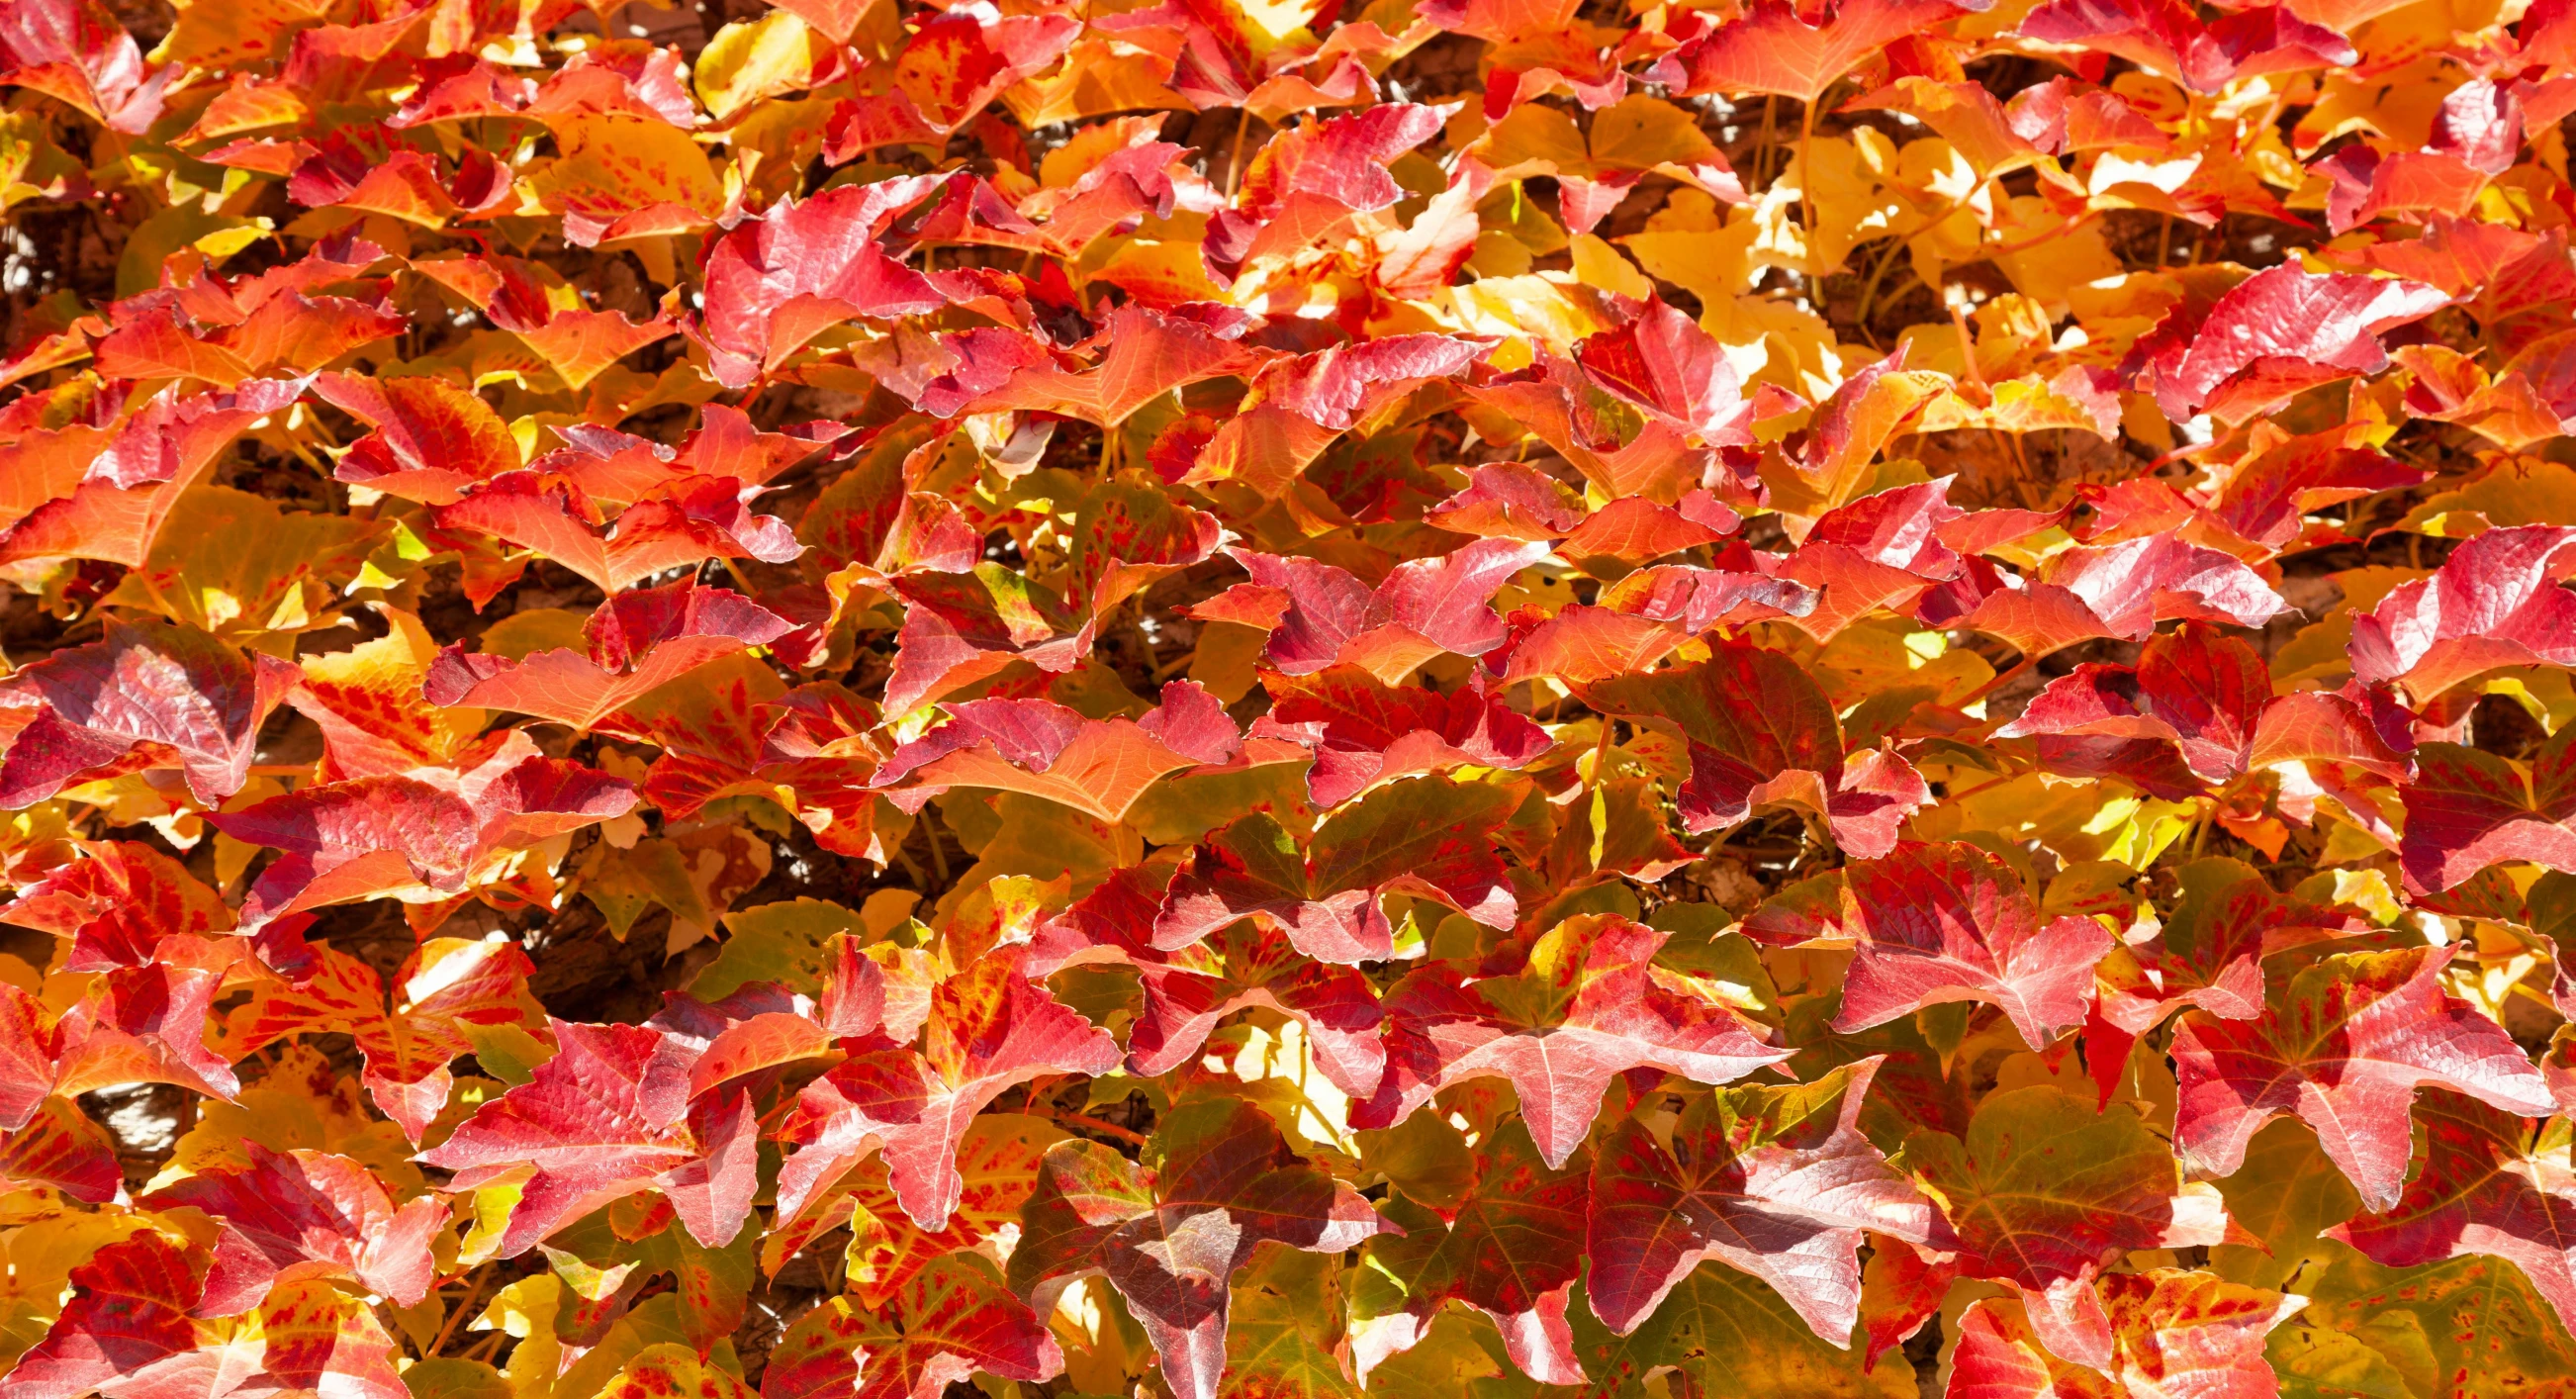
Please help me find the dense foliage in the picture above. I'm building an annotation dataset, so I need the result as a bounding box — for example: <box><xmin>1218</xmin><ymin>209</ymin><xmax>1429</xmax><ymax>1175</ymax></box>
<box><xmin>6</xmin><ymin>0</ymin><xmax>2576</xmax><ymax>1396</ymax></box>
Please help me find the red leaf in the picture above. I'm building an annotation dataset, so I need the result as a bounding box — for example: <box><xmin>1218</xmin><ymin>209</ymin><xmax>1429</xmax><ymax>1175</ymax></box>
<box><xmin>1008</xmin><ymin>1095</ymin><xmax>1391</xmax><ymax>1399</ymax></box>
<box><xmin>1824</xmin><ymin>841</ymin><xmax>2112</xmax><ymax>1051</ymax></box>
<box><xmin>1224</xmin><ymin>539</ymin><xmax>1550</xmax><ymax>682</ymax></box>
<box><xmin>1350</xmin><ymin>1115</ymin><xmax>1591</xmax><ymax>1386</ymax></box>
<box><xmin>1654</xmin><ymin>0</ymin><xmax>1971</xmax><ymax>105</ymax></box>
<box><xmin>1205</xmin><ymin>103</ymin><xmax>1445</xmax><ymax>283</ymax></box>
<box><xmin>699</xmin><ymin>177</ymin><xmax>953</xmax><ymax>387</ymax></box>
<box><xmin>433</xmin><ymin>472</ymin><xmax>802</xmax><ymax>597</ymax></box>
<box><xmin>1949</xmin><ymin>1270</ymin><xmax>2301</xmax><ymax>1399</ymax></box>
<box><xmin>1583</xmin><ymin>1060</ymin><xmax>1940</xmax><ymax>1341</ymax></box>
<box><xmin>1582</xmin><ymin>645</ymin><xmax>1930</xmax><ymax>857</ymax></box>
<box><xmin>1356</xmin><ymin>915</ymin><xmax>1786</xmax><ymax>1167</ymax></box>
<box><xmin>313</xmin><ymin>371</ymin><xmax>521</xmax><ymax>506</ymax></box>
<box><xmin>0</xmin><ymin>618</ymin><xmax>298</xmax><ymax>807</ymax></box>
<box><xmin>1152</xmin><ymin>776</ymin><xmax>1522</xmax><ymax>964</ymax></box>
<box><xmin>2170</xmin><ymin>946</ymin><xmax>2555</xmax><ymax>1211</ymax></box>
<box><xmin>2020</xmin><ymin>0</ymin><xmax>2353</xmax><ymax>93</ymax></box>
<box><xmin>2399</xmin><ymin>725</ymin><xmax>2576</xmax><ymax>893</ymax></box>
<box><xmin>209</xmin><ymin>731</ymin><xmax>636</xmax><ymax>927</ymax></box>
<box><xmin>775</xmin><ymin>955</ymin><xmax>1120</xmax><ymax>1230</ymax></box>
<box><xmin>418</xmin><ymin>1018</ymin><xmax>763</xmax><ymax>1253</ymax></box>
<box><xmin>872</xmin><ymin>694</ymin><xmax>1228</xmax><ymax>824</ymax></box>
<box><xmin>1938</xmin><ymin>536</ymin><xmax>2291</xmax><ymax>656</ymax></box>
<box><xmin>2132</xmin><ymin>263</ymin><xmax>2446</xmax><ymax>422</ymax></box>
<box><xmin>2329</xmin><ymin>1090</ymin><xmax>2576</xmax><ymax>1340</ymax></box>
<box><xmin>1252</xmin><ymin>665</ymin><xmax>1552</xmax><ymax>807</ymax></box>
<box><xmin>423</xmin><ymin>580</ymin><xmax>794</xmax><ymax>731</ymax></box>
<box><xmin>762</xmin><ymin>1256</ymin><xmax>1063</xmax><ymax>1399</ymax></box>
<box><xmin>1</xmin><ymin>838</ymin><xmax>233</xmax><ymax>972</ymax></box>
<box><xmin>140</xmin><ymin>1142</ymin><xmax>444</xmax><ymax>1313</ymax></box>
<box><xmin>2348</xmin><ymin>523</ymin><xmax>2576</xmax><ymax>702</ymax></box>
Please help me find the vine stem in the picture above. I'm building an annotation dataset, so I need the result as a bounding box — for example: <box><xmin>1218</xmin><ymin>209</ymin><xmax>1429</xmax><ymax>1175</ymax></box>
<box><xmin>429</xmin><ymin>1266</ymin><xmax>493</xmax><ymax>1356</ymax></box>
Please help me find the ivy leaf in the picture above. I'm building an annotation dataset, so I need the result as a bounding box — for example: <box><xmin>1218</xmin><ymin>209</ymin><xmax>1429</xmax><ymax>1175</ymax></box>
<box><xmin>138</xmin><ymin>1141</ymin><xmax>444</xmax><ymax>1314</ymax></box>
<box><xmin>776</xmin><ymin>954</ymin><xmax>1121</xmax><ymax>1231</ymax></box>
<box><xmin>1582</xmin><ymin>645</ymin><xmax>1929</xmax><ymax>858</ymax></box>
<box><xmin>1034</xmin><ymin>866</ymin><xmax>1387</xmax><ymax>1098</ymax></box>
<box><xmin>225</xmin><ymin>939</ymin><xmax>538</xmax><ymax>1140</ymax></box>
<box><xmin>1654</xmin><ymin>0</ymin><xmax>1969</xmax><ymax>105</ymax></box>
<box><xmin>2348</xmin><ymin>524</ymin><xmax>2576</xmax><ymax>702</ymax></box>
<box><xmin>1903</xmin><ymin>1085</ymin><xmax>2241</xmax><ymax>1368</ymax></box>
<box><xmin>0</xmin><ymin>617</ymin><xmax>298</xmax><ymax>807</ymax></box>
<box><xmin>422</xmin><ymin>580</ymin><xmax>794</xmax><ymax>731</ymax></box>
<box><xmin>1252</xmin><ymin>665</ymin><xmax>1554</xmax><ymax>807</ymax></box>
<box><xmin>1947</xmin><ymin>1270</ymin><xmax>2303</xmax><ymax>1399</ymax></box>
<box><xmin>208</xmin><ymin>731</ymin><xmax>637</xmax><ymax>927</ymax></box>
<box><xmin>417</xmin><ymin>1019</ymin><xmax>764</xmax><ymax>1255</ymax></box>
<box><xmin>2135</xmin><ymin>263</ymin><xmax>2446</xmax><ymax>421</ymax></box>
<box><xmin>2170</xmin><ymin>946</ymin><xmax>2555</xmax><ymax>1211</ymax></box>
<box><xmin>0</xmin><ymin>838</ymin><xmax>233</xmax><ymax>972</ymax></box>
<box><xmin>0</xmin><ymin>1096</ymin><xmax>122</xmax><ymax>1202</ymax></box>
<box><xmin>1355</xmin><ymin>914</ymin><xmax>1787</xmax><ymax>1168</ymax></box>
<box><xmin>1826</xmin><ymin>841</ymin><xmax>2113</xmax><ymax>1051</ymax></box>
<box><xmin>2399</xmin><ymin>724</ymin><xmax>2576</xmax><ymax>893</ymax></box>
<box><xmin>1153</xmin><ymin>777</ymin><xmax>1522</xmax><ymax>964</ymax></box>
<box><xmin>1010</xmin><ymin>1094</ymin><xmax>1391</xmax><ymax>1399</ymax></box>
<box><xmin>2328</xmin><ymin>1089</ymin><xmax>2576</xmax><ymax>1337</ymax></box>
<box><xmin>1349</xmin><ymin>1115</ymin><xmax>1590</xmax><ymax>1386</ymax></box>
<box><xmin>1220</xmin><ymin>539</ymin><xmax>1553</xmax><ymax>684</ymax></box>
<box><xmin>761</xmin><ymin>1255</ymin><xmax>1063</xmax><ymax>1399</ymax></box>
<box><xmin>1583</xmin><ymin>1061</ymin><xmax>1942</xmax><ymax>1341</ymax></box>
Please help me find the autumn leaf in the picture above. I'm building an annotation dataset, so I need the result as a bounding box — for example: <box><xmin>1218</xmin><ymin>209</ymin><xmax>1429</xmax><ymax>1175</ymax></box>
<box><xmin>1011</xmin><ymin>1094</ymin><xmax>1391</xmax><ymax>1399</ymax></box>
<box><xmin>2169</xmin><ymin>946</ymin><xmax>2555</xmax><ymax>1211</ymax></box>
<box><xmin>1356</xmin><ymin>915</ymin><xmax>1786</xmax><ymax>1168</ymax></box>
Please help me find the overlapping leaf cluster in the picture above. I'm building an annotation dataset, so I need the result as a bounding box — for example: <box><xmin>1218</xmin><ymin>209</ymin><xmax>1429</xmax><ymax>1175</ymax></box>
<box><xmin>7</xmin><ymin>0</ymin><xmax>2576</xmax><ymax>1395</ymax></box>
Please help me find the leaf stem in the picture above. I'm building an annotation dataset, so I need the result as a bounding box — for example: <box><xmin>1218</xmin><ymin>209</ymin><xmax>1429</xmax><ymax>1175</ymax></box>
<box><xmin>429</xmin><ymin>1265</ymin><xmax>492</xmax><ymax>1356</ymax></box>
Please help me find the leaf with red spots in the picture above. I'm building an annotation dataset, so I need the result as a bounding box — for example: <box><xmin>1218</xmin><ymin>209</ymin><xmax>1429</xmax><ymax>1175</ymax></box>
<box><xmin>1355</xmin><ymin>915</ymin><xmax>1787</xmax><ymax>1168</ymax></box>
<box><xmin>1947</xmin><ymin>1270</ymin><xmax>2302</xmax><ymax>1399</ymax></box>
<box><xmin>225</xmin><ymin>939</ymin><xmax>543</xmax><ymax>1141</ymax></box>
<box><xmin>762</xmin><ymin>1255</ymin><xmax>1063</xmax><ymax>1399</ymax></box>
<box><xmin>0</xmin><ymin>839</ymin><xmax>232</xmax><ymax>972</ymax></box>
<box><xmin>311</xmin><ymin>371</ymin><xmax>522</xmax><ymax>507</ymax></box>
<box><xmin>2327</xmin><ymin>1089</ymin><xmax>2576</xmax><ymax>1341</ymax></box>
<box><xmin>0</xmin><ymin>1097</ymin><xmax>121</xmax><ymax>1202</ymax></box>
<box><xmin>1009</xmin><ymin>1095</ymin><xmax>1391</xmax><ymax>1399</ymax></box>
<box><xmin>1902</xmin><ymin>1085</ymin><xmax>2241</xmax><ymax>1369</ymax></box>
